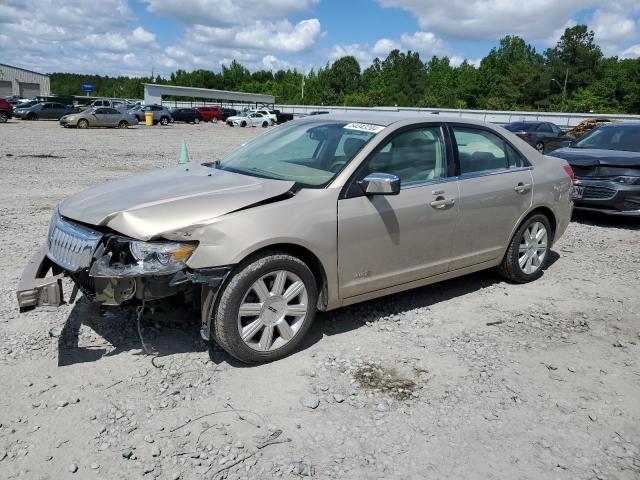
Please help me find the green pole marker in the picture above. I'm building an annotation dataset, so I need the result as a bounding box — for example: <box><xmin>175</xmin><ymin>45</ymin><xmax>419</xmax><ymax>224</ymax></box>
<box><xmin>179</xmin><ymin>139</ymin><xmax>190</xmax><ymax>164</ymax></box>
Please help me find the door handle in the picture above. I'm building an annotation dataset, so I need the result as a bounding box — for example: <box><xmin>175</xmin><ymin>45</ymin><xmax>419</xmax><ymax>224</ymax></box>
<box><xmin>514</xmin><ymin>183</ymin><xmax>532</xmax><ymax>193</ymax></box>
<box><xmin>430</xmin><ymin>196</ymin><xmax>455</xmax><ymax>209</ymax></box>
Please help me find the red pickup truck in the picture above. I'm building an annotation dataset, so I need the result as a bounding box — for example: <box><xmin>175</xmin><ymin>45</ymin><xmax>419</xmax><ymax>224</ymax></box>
<box><xmin>194</xmin><ymin>106</ymin><xmax>222</xmax><ymax>122</ymax></box>
<box><xmin>0</xmin><ymin>98</ymin><xmax>14</xmax><ymax>123</ymax></box>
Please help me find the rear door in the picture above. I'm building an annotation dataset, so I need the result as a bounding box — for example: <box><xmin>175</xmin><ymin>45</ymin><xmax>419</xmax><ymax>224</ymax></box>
<box><xmin>41</xmin><ymin>103</ymin><xmax>54</xmax><ymax>119</ymax></box>
<box><xmin>448</xmin><ymin>124</ymin><xmax>533</xmax><ymax>270</ymax></box>
<box><xmin>338</xmin><ymin>124</ymin><xmax>459</xmax><ymax>298</ymax></box>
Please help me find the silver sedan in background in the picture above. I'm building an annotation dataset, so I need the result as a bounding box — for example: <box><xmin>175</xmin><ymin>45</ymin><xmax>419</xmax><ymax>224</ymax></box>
<box><xmin>59</xmin><ymin>107</ymin><xmax>139</xmax><ymax>128</ymax></box>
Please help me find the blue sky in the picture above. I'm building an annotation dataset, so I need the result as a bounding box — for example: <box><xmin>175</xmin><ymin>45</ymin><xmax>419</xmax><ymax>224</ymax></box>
<box><xmin>1</xmin><ymin>0</ymin><xmax>639</xmax><ymax>76</ymax></box>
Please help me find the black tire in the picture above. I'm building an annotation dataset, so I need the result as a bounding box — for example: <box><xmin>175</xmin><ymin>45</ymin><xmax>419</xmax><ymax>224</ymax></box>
<box><xmin>535</xmin><ymin>141</ymin><xmax>545</xmax><ymax>153</ymax></box>
<box><xmin>194</xmin><ymin>117</ymin><xmax>200</xmax><ymax>124</ymax></box>
<box><xmin>205</xmin><ymin>252</ymin><xmax>318</xmax><ymax>363</ymax></box>
<box><xmin>0</xmin><ymin>112</ymin><xmax>7</xmax><ymax>123</ymax></box>
<box><xmin>26</xmin><ymin>113</ymin><xmax>37</xmax><ymax>121</ymax></box>
<box><xmin>118</xmin><ymin>120</ymin><xmax>128</xmax><ymax>128</ymax></box>
<box><xmin>77</xmin><ymin>119</ymin><xmax>89</xmax><ymax>129</ymax></box>
<box><xmin>240</xmin><ymin>121</ymin><xmax>247</xmax><ymax>127</ymax></box>
<box><xmin>262</xmin><ymin>121</ymin><xmax>268</xmax><ymax>128</ymax></box>
<box><xmin>497</xmin><ymin>213</ymin><xmax>552</xmax><ymax>283</ymax></box>
<box><xmin>160</xmin><ymin>116</ymin><xmax>169</xmax><ymax>126</ymax></box>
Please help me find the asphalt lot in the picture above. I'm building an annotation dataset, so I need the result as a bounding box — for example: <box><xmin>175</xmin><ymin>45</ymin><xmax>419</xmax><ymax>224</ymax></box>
<box><xmin>0</xmin><ymin>119</ymin><xmax>639</xmax><ymax>480</ymax></box>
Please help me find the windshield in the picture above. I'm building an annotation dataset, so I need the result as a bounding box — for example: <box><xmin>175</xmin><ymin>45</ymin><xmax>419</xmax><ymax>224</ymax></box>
<box><xmin>219</xmin><ymin>120</ymin><xmax>381</xmax><ymax>187</ymax></box>
<box><xmin>236</xmin><ymin>112</ymin><xmax>249</xmax><ymax>117</ymax></box>
<box><xmin>573</xmin><ymin>125</ymin><xmax>640</xmax><ymax>153</ymax></box>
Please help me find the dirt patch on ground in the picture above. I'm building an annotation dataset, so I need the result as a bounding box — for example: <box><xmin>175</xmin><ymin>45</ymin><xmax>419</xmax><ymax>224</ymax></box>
<box><xmin>354</xmin><ymin>363</ymin><xmax>417</xmax><ymax>400</ymax></box>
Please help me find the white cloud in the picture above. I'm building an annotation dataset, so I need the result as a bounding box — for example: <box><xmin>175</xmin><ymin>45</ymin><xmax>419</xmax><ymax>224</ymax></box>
<box><xmin>329</xmin><ymin>30</ymin><xmax>459</xmax><ymax>67</ymax></box>
<box><xmin>142</xmin><ymin>0</ymin><xmax>319</xmax><ymax>27</ymax></box>
<box><xmin>328</xmin><ymin>44</ymin><xmax>374</xmax><ymax>66</ymax></box>
<box><xmin>372</xmin><ymin>38</ymin><xmax>401</xmax><ymax>56</ymax></box>
<box><xmin>377</xmin><ymin>0</ymin><xmax>602</xmax><ymax>41</ymax></box>
<box><xmin>621</xmin><ymin>44</ymin><xmax>640</xmax><ymax>58</ymax></box>
<box><xmin>131</xmin><ymin>27</ymin><xmax>156</xmax><ymax>45</ymax></box>
<box><xmin>188</xmin><ymin>19</ymin><xmax>321</xmax><ymax>54</ymax></box>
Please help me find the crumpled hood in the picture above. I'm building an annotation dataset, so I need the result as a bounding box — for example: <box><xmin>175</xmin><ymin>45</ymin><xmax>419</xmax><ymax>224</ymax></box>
<box><xmin>59</xmin><ymin>164</ymin><xmax>294</xmax><ymax>240</ymax></box>
<box><xmin>549</xmin><ymin>148</ymin><xmax>640</xmax><ymax>167</ymax></box>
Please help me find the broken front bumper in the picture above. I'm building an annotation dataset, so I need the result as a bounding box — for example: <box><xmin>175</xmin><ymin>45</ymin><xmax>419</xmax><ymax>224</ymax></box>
<box><xmin>17</xmin><ymin>244</ymin><xmax>232</xmax><ymax>314</ymax></box>
<box><xmin>16</xmin><ymin>247</ymin><xmax>64</xmax><ymax>311</ymax></box>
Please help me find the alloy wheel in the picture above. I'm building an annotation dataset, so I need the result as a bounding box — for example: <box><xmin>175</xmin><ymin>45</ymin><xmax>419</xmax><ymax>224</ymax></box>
<box><xmin>535</xmin><ymin>142</ymin><xmax>544</xmax><ymax>153</ymax></box>
<box><xmin>518</xmin><ymin>221</ymin><xmax>548</xmax><ymax>274</ymax></box>
<box><xmin>237</xmin><ymin>270</ymin><xmax>309</xmax><ymax>352</ymax></box>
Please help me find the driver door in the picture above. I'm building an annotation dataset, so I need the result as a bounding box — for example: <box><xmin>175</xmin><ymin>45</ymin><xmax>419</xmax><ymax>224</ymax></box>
<box><xmin>337</xmin><ymin>125</ymin><xmax>459</xmax><ymax>299</ymax></box>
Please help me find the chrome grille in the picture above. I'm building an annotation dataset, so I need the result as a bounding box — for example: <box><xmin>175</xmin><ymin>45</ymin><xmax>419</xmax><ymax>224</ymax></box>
<box><xmin>45</xmin><ymin>210</ymin><xmax>102</xmax><ymax>272</ymax></box>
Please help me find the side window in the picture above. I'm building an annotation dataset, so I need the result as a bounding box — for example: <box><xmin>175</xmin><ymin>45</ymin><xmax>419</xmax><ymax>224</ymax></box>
<box><xmin>506</xmin><ymin>144</ymin><xmax>526</xmax><ymax>169</ymax></box>
<box><xmin>43</xmin><ymin>103</ymin><xmax>52</xmax><ymax>109</ymax></box>
<box><xmin>550</xmin><ymin>124</ymin><xmax>562</xmax><ymax>135</ymax></box>
<box><xmin>365</xmin><ymin>126</ymin><xmax>446</xmax><ymax>185</ymax></box>
<box><xmin>452</xmin><ymin>127</ymin><xmax>509</xmax><ymax>175</ymax></box>
<box><xmin>106</xmin><ymin>108</ymin><xmax>118</xmax><ymax>114</ymax></box>
<box><xmin>537</xmin><ymin>123</ymin><xmax>552</xmax><ymax>133</ymax></box>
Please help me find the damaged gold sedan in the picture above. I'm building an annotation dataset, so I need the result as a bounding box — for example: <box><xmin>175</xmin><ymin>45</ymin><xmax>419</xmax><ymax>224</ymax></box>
<box><xmin>17</xmin><ymin>113</ymin><xmax>574</xmax><ymax>363</ymax></box>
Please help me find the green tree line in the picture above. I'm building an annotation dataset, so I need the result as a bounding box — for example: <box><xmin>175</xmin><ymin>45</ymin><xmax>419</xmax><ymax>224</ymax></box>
<box><xmin>50</xmin><ymin>25</ymin><xmax>640</xmax><ymax>114</ymax></box>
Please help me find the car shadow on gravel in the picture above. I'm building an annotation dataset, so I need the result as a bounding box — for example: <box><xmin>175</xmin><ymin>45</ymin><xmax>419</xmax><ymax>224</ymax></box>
<box><xmin>56</xmin><ymin>253</ymin><xmax>560</xmax><ymax>367</ymax></box>
<box><xmin>572</xmin><ymin>210</ymin><xmax>640</xmax><ymax>230</ymax></box>
<box><xmin>299</xmin><ymin>251</ymin><xmax>560</xmax><ymax>352</ymax></box>
<box><xmin>57</xmin><ymin>300</ymin><xmax>206</xmax><ymax>367</ymax></box>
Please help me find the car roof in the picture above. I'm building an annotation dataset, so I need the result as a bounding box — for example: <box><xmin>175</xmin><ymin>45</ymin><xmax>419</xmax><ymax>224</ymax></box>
<box><xmin>294</xmin><ymin>111</ymin><xmax>503</xmax><ymax>128</ymax></box>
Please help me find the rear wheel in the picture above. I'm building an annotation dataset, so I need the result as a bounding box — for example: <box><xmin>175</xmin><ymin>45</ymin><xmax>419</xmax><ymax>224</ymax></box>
<box><xmin>77</xmin><ymin>119</ymin><xmax>89</xmax><ymax>129</ymax></box>
<box><xmin>240</xmin><ymin>121</ymin><xmax>247</xmax><ymax>128</ymax></box>
<box><xmin>207</xmin><ymin>253</ymin><xmax>318</xmax><ymax>363</ymax></box>
<box><xmin>498</xmin><ymin>214</ymin><xmax>551</xmax><ymax>283</ymax></box>
<box><xmin>194</xmin><ymin>117</ymin><xmax>200</xmax><ymax>124</ymax></box>
<box><xmin>0</xmin><ymin>112</ymin><xmax>7</xmax><ymax>123</ymax></box>
<box><xmin>160</xmin><ymin>116</ymin><xmax>169</xmax><ymax>126</ymax></box>
<box><xmin>117</xmin><ymin>120</ymin><xmax>128</xmax><ymax>128</ymax></box>
<box><xmin>262</xmin><ymin>121</ymin><xmax>268</xmax><ymax>128</ymax></box>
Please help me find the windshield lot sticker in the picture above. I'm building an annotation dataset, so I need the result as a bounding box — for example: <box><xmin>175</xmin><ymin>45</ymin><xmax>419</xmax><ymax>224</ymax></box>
<box><xmin>344</xmin><ymin>123</ymin><xmax>385</xmax><ymax>133</ymax></box>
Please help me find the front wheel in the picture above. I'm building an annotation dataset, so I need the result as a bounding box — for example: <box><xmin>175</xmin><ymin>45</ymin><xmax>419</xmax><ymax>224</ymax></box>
<box><xmin>117</xmin><ymin>120</ymin><xmax>128</xmax><ymax>128</ymax></box>
<box><xmin>207</xmin><ymin>253</ymin><xmax>318</xmax><ymax>363</ymax></box>
<box><xmin>0</xmin><ymin>112</ymin><xmax>7</xmax><ymax>123</ymax></box>
<box><xmin>498</xmin><ymin>214</ymin><xmax>551</xmax><ymax>283</ymax></box>
<box><xmin>160</xmin><ymin>116</ymin><xmax>169</xmax><ymax>126</ymax></box>
<box><xmin>194</xmin><ymin>117</ymin><xmax>200</xmax><ymax>124</ymax></box>
<box><xmin>26</xmin><ymin>113</ymin><xmax>37</xmax><ymax>121</ymax></box>
<box><xmin>535</xmin><ymin>141</ymin><xmax>545</xmax><ymax>153</ymax></box>
<box><xmin>77</xmin><ymin>119</ymin><xmax>89</xmax><ymax>129</ymax></box>
<box><xmin>262</xmin><ymin>121</ymin><xmax>268</xmax><ymax>128</ymax></box>
<box><xmin>240</xmin><ymin>121</ymin><xmax>247</xmax><ymax>127</ymax></box>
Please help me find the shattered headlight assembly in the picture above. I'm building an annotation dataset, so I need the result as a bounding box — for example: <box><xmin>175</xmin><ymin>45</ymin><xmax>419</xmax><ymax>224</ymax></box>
<box><xmin>611</xmin><ymin>176</ymin><xmax>640</xmax><ymax>185</ymax></box>
<box><xmin>90</xmin><ymin>240</ymin><xmax>197</xmax><ymax>277</ymax></box>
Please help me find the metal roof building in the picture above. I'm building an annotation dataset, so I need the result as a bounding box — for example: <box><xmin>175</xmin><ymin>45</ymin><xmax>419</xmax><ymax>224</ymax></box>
<box><xmin>0</xmin><ymin>63</ymin><xmax>51</xmax><ymax>98</ymax></box>
<box><xmin>143</xmin><ymin>83</ymin><xmax>275</xmax><ymax>106</ymax></box>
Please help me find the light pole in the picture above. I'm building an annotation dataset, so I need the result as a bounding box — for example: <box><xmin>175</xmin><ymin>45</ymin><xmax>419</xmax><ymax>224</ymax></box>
<box><xmin>551</xmin><ymin>67</ymin><xmax>568</xmax><ymax>113</ymax></box>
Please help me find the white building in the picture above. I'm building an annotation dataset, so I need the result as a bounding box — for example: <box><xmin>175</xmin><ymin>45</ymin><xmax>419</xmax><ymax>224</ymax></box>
<box><xmin>0</xmin><ymin>63</ymin><xmax>51</xmax><ymax>98</ymax></box>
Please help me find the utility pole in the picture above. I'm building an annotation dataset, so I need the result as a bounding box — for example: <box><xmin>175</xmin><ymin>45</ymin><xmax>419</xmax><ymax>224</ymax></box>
<box><xmin>301</xmin><ymin>75</ymin><xmax>305</xmax><ymax>102</ymax></box>
<box><xmin>551</xmin><ymin>67</ymin><xmax>568</xmax><ymax>113</ymax></box>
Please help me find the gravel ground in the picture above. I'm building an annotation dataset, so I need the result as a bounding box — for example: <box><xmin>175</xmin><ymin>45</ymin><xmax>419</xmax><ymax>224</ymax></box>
<box><xmin>1</xmin><ymin>120</ymin><xmax>639</xmax><ymax>480</ymax></box>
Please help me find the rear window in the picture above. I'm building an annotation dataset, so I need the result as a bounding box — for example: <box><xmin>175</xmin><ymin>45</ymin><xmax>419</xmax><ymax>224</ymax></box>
<box><xmin>574</xmin><ymin>125</ymin><xmax>640</xmax><ymax>153</ymax></box>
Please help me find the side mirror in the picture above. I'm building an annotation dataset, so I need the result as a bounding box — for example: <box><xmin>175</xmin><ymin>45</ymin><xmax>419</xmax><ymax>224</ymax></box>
<box><xmin>358</xmin><ymin>173</ymin><xmax>400</xmax><ymax>195</ymax></box>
